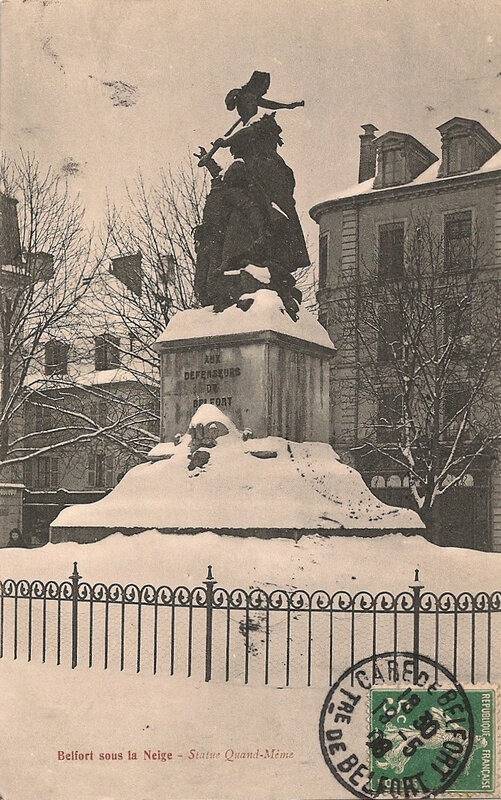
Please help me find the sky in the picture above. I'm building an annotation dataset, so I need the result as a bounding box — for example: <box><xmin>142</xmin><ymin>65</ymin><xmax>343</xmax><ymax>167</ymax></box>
<box><xmin>1</xmin><ymin>0</ymin><xmax>501</xmax><ymax>253</ymax></box>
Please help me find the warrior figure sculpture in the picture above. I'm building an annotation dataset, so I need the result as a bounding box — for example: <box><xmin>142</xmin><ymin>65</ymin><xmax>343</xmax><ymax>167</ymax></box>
<box><xmin>194</xmin><ymin>71</ymin><xmax>308</xmax><ymax>320</ymax></box>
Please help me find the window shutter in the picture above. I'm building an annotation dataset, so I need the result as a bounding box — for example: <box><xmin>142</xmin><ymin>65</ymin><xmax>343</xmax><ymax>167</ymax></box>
<box><xmin>57</xmin><ymin>342</ymin><xmax>69</xmax><ymax>374</ymax></box>
<box><xmin>95</xmin><ymin>454</ymin><xmax>105</xmax><ymax>487</ymax></box>
<box><xmin>444</xmin><ymin>211</ymin><xmax>472</xmax><ymax>271</ymax></box>
<box><xmin>23</xmin><ymin>459</ymin><xmax>33</xmax><ymax>488</ymax></box>
<box><xmin>45</xmin><ymin>341</ymin><xmax>54</xmax><ymax>376</ymax></box>
<box><xmin>95</xmin><ymin>336</ymin><xmax>105</xmax><ymax>371</ymax></box>
<box><xmin>24</xmin><ymin>404</ymin><xmax>35</xmax><ymax>434</ymax></box>
<box><xmin>105</xmin><ymin>453</ymin><xmax>114</xmax><ymax>487</ymax></box>
<box><xmin>377</xmin><ymin>392</ymin><xmax>402</xmax><ymax>443</ymax></box>
<box><xmin>37</xmin><ymin>457</ymin><xmax>51</xmax><ymax>488</ymax></box>
<box><xmin>43</xmin><ymin>405</ymin><xmax>52</xmax><ymax>431</ymax></box>
<box><xmin>50</xmin><ymin>458</ymin><xmax>59</xmax><ymax>489</ymax></box>
<box><xmin>443</xmin><ymin>385</ymin><xmax>470</xmax><ymax>440</ymax></box>
<box><xmin>378</xmin><ymin>309</ymin><xmax>403</xmax><ymax>362</ymax></box>
<box><xmin>99</xmin><ymin>401</ymin><xmax>107</xmax><ymax>427</ymax></box>
<box><xmin>88</xmin><ymin>453</ymin><xmax>96</xmax><ymax>487</ymax></box>
<box><xmin>108</xmin><ymin>335</ymin><xmax>120</xmax><ymax>368</ymax></box>
<box><xmin>378</xmin><ymin>223</ymin><xmax>404</xmax><ymax>278</ymax></box>
<box><xmin>319</xmin><ymin>233</ymin><xmax>329</xmax><ymax>288</ymax></box>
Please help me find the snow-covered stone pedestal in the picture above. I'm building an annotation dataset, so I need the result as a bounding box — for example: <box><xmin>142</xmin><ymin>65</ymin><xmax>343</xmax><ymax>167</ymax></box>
<box><xmin>153</xmin><ymin>290</ymin><xmax>335</xmax><ymax>443</ymax></box>
<box><xmin>50</xmin><ymin>405</ymin><xmax>423</xmax><ymax>543</ymax></box>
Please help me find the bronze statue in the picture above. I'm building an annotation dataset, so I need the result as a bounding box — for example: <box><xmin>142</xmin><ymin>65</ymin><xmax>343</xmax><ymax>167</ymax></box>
<box><xmin>194</xmin><ymin>72</ymin><xmax>308</xmax><ymax>320</ymax></box>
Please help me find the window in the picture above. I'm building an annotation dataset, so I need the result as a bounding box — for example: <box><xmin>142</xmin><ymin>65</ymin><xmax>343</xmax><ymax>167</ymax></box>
<box><xmin>382</xmin><ymin>148</ymin><xmax>404</xmax><ymax>186</ymax></box>
<box><xmin>377</xmin><ymin>308</ymin><xmax>403</xmax><ymax>363</ymax></box>
<box><xmin>319</xmin><ymin>232</ymin><xmax>329</xmax><ymax>287</ymax></box>
<box><xmin>88</xmin><ymin>451</ymin><xmax>114</xmax><ymax>488</ymax></box>
<box><xmin>35</xmin><ymin>403</ymin><xmax>52</xmax><ymax>432</ymax></box>
<box><xmin>444</xmin><ymin>298</ymin><xmax>472</xmax><ymax>342</ymax></box>
<box><xmin>45</xmin><ymin>339</ymin><xmax>68</xmax><ymax>375</ymax></box>
<box><xmin>25</xmin><ymin>456</ymin><xmax>59</xmax><ymax>489</ymax></box>
<box><xmin>443</xmin><ymin>385</ymin><xmax>470</xmax><ymax>440</ymax></box>
<box><xmin>378</xmin><ymin>223</ymin><xmax>404</xmax><ymax>278</ymax></box>
<box><xmin>94</xmin><ymin>334</ymin><xmax>120</xmax><ymax>371</ymax></box>
<box><xmin>376</xmin><ymin>391</ymin><xmax>402</xmax><ymax>443</ymax></box>
<box><xmin>90</xmin><ymin>401</ymin><xmax>108</xmax><ymax>427</ymax></box>
<box><xmin>446</xmin><ymin>139</ymin><xmax>469</xmax><ymax>175</ymax></box>
<box><xmin>444</xmin><ymin>211</ymin><xmax>472</xmax><ymax>271</ymax></box>
<box><xmin>144</xmin><ymin>399</ymin><xmax>160</xmax><ymax>434</ymax></box>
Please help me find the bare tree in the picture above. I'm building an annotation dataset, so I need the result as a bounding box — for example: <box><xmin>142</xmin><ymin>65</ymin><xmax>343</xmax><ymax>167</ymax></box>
<box><xmin>102</xmin><ymin>156</ymin><xmax>317</xmax><ymax>380</ymax></box>
<box><xmin>0</xmin><ymin>150</ymin><xmax>120</xmax><ymax>474</ymax></box>
<box><xmin>334</xmin><ymin>213</ymin><xmax>501</xmax><ymax>543</ymax></box>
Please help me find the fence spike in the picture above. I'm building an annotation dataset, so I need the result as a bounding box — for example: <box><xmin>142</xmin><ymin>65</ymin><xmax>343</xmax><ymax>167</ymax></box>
<box><xmin>205</xmin><ymin>565</ymin><xmax>215</xmax><ymax>582</ymax></box>
<box><xmin>69</xmin><ymin>561</ymin><xmax>81</xmax><ymax>581</ymax></box>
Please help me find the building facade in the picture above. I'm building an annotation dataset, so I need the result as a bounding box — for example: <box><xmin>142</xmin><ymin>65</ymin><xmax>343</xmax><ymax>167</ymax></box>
<box><xmin>310</xmin><ymin>117</ymin><xmax>501</xmax><ymax>551</ymax></box>
<box><xmin>0</xmin><ymin>191</ymin><xmax>160</xmax><ymax>545</ymax></box>
<box><xmin>21</xmin><ymin>266</ymin><xmax>160</xmax><ymax>544</ymax></box>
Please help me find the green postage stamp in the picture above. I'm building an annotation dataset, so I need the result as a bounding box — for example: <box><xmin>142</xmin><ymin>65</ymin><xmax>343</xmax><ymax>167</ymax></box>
<box><xmin>368</xmin><ymin>687</ymin><xmax>496</xmax><ymax>795</ymax></box>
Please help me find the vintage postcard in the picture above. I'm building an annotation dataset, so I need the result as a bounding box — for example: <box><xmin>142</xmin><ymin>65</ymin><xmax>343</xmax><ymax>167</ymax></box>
<box><xmin>0</xmin><ymin>1</ymin><xmax>500</xmax><ymax>798</ymax></box>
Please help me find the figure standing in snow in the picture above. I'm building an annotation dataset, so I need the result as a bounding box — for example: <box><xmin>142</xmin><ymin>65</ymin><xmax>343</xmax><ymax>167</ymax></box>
<box><xmin>194</xmin><ymin>72</ymin><xmax>308</xmax><ymax>320</ymax></box>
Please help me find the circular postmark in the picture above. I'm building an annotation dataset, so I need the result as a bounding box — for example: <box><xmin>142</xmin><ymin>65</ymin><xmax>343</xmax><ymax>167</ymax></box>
<box><xmin>319</xmin><ymin>652</ymin><xmax>474</xmax><ymax>799</ymax></box>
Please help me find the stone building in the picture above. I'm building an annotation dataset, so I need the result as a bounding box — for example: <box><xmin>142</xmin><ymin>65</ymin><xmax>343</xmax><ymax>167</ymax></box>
<box><xmin>310</xmin><ymin>117</ymin><xmax>501</xmax><ymax>551</ymax></box>
<box><xmin>0</xmin><ymin>194</ymin><xmax>29</xmax><ymax>543</ymax></box>
<box><xmin>22</xmin><ymin>260</ymin><xmax>159</xmax><ymax>542</ymax></box>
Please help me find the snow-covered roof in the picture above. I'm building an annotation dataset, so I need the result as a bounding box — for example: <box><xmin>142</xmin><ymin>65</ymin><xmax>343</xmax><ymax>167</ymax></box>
<box><xmin>52</xmin><ymin>406</ymin><xmax>422</xmax><ymax>533</ymax></box>
<box><xmin>310</xmin><ymin>144</ymin><xmax>501</xmax><ymax>215</ymax></box>
<box><xmin>27</xmin><ymin>357</ymin><xmax>156</xmax><ymax>390</ymax></box>
<box><xmin>73</xmin><ymin>366</ymin><xmax>144</xmax><ymax>387</ymax></box>
<box><xmin>156</xmin><ymin>290</ymin><xmax>334</xmax><ymax>350</ymax></box>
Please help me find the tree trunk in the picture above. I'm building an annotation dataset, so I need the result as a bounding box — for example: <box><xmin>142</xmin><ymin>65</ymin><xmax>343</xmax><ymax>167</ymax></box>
<box><xmin>420</xmin><ymin>503</ymin><xmax>442</xmax><ymax>546</ymax></box>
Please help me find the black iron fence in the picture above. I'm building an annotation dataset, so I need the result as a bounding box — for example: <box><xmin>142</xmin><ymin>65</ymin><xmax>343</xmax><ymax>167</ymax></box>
<box><xmin>0</xmin><ymin>564</ymin><xmax>499</xmax><ymax>686</ymax></box>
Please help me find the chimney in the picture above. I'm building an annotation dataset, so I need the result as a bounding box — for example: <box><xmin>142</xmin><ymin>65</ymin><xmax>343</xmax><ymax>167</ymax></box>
<box><xmin>110</xmin><ymin>252</ymin><xmax>142</xmax><ymax>297</ymax></box>
<box><xmin>0</xmin><ymin>194</ymin><xmax>22</xmax><ymax>267</ymax></box>
<box><xmin>358</xmin><ymin>124</ymin><xmax>378</xmax><ymax>183</ymax></box>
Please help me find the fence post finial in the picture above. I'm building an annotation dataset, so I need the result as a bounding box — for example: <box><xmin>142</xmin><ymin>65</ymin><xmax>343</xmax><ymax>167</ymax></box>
<box><xmin>69</xmin><ymin>561</ymin><xmax>81</xmax><ymax>669</ymax></box>
<box><xmin>203</xmin><ymin>565</ymin><xmax>217</xmax><ymax>682</ymax></box>
<box><xmin>409</xmin><ymin>567</ymin><xmax>424</xmax><ymax>685</ymax></box>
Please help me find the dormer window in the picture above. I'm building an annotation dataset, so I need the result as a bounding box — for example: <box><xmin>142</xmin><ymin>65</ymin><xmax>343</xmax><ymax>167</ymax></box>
<box><xmin>437</xmin><ymin>118</ymin><xmax>501</xmax><ymax>178</ymax></box>
<box><xmin>382</xmin><ymin>148</ymin><xmax>404</xmax><ymax>187</ymax></box>
<box><xmin>373</xmin><ymin>132</ymin><xmax>438</xmax><ymax>189</ymax></box>
<box><xmin>94</xmin><ymin>334</ymin><xmax>120</xmax><ymax>371</ymax></box>
<box><xmin>446</xmin><ymin>138</ymin><xmax>470</xmax><ymax>175</ymax></box>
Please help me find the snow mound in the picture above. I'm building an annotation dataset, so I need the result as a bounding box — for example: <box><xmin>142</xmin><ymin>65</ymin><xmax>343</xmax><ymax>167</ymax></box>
<box><xmin>52</xmin><ymin>407</ymin><xmax>422</xmax><ymax>532</ymax></box>
<box><xmin>155</xmin><ymin>291</ymin><xmax>334</xmax><ymax>350</ymax></box>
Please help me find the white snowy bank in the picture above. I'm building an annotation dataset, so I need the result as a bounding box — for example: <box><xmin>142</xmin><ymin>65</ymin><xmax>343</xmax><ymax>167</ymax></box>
<box><xmin>51</xmin><ymin>405</ymin><xmax>422</xmax><ymax>534</ymax></box>
<box><xmin>1</xmin><ymin>528</ymin><xmax>499</xmax><ymax>595</ymax></box>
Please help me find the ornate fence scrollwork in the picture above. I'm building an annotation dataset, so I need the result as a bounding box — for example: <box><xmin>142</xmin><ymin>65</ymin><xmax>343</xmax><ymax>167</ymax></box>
<box><xmin>0</xmin><ymin>564</ymin><xmax>498</xmax><ymax>686</ymax></box>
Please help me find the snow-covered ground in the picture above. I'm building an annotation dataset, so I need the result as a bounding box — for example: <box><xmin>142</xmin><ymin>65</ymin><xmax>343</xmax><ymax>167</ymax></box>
<box><xmin>1</xmin><ymin>530</ymin><xmax>500</xmax><ymax>686</ymax></box>
<box><xmin>0</xmin><ymin>531</ymin><xmax>501</xmax><ymax>800</ymax></box>
<box><xmin>1</xmin><ymin>528</ymin><xmax>499</xmax><ymax>594</ymax></box>
<box><xmin>0</xmin><ymin>659</ymin><xmax>336</xmax><ymax>800</ymax></box>
<box><xmin>1</xmin><ymin>529</ymin><xmax>500</xmax><ymax>799</ymax></box>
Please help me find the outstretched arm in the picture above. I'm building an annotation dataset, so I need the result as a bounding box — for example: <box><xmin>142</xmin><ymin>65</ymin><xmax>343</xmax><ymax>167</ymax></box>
<box><xmin>258</xmin><ymin>98</ymin><xmax>305</xmax><ymax>110</ymax></box>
